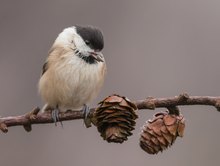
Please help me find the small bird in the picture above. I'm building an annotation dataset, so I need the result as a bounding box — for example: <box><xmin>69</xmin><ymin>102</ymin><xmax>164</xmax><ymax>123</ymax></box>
<box><xmin>38</xmin><ymin>25</ymin><xmax>106</xmax><ymax>127</ymax></box>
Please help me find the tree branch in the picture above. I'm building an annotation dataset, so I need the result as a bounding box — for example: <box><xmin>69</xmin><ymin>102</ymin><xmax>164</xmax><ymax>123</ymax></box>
<box><xmin>0</xmin><ymin>93</ymin><xmax>219</xmax><ymax>133</ymax></box>
<box><xmin>135</xmin><ymin>93</ymin><xmax>220</xmax><ymax>110</ymax></box>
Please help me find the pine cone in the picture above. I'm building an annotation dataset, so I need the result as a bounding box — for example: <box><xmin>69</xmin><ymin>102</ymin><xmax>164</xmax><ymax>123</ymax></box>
<box><xmin>94</xmin><ymin>94</ymin><xmax>138</xmax><ymax>143</ymax></box>
<box><xmin>140</xmin><ymin>111</ymin><xmax>185</xmax><ymax>154</ymax></box>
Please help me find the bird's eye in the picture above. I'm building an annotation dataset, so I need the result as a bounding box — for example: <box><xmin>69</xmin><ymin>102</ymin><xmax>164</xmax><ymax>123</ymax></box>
<box><xmin>85</xmin><ymin>40</ymin><xmax>90</xmax><ymax>45</ymax></box>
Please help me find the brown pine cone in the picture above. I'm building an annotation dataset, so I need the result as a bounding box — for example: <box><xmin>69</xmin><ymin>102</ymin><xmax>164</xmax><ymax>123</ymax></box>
<box><xmin>140</xmin><ymin>111</ymin><xmax>185</xmax><ymax>154</ymax></box>
<box><xmin>94</xmin><ymin>94</ymin><xmax>138</xmax><ymax>143</ymax></box>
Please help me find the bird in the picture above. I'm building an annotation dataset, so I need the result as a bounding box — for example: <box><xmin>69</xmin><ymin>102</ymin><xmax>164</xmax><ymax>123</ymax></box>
<box><xmin>38</xmin><ymin>25</ymin><xmax>106</xmax><ymax>127</ymax></box>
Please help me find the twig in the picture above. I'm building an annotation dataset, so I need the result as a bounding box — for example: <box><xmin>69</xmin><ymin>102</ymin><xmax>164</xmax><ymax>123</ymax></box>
<box><xmin>135</xmin><ymin>93</ymin><xmax>220</xmax><ymax>111</ymax></box>
<box><xmin>0</xmin><ymin>93</ymin><xmax>219</xmax><ymax>133</ymax></box>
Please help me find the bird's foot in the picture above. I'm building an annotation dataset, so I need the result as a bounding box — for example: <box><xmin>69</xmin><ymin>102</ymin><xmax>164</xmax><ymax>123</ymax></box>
<box><xmin>52</xmin><ymin>108</ymin><xmax>63</xmax><ymax>127</ymax></box>
<box><xmin>83</xmin><ymin>104</ymin><xmax>92</xmax><ymax>128</ymax></box>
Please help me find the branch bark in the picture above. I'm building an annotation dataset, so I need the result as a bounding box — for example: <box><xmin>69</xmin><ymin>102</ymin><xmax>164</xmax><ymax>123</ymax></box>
<box><xmin>0</xmin><ymin>93</ymin><xmax>219</xmax><ymax>133</ymax></box>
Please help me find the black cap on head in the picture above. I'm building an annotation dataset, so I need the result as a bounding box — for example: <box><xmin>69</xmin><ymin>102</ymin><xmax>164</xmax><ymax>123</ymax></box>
<box><xmin>75</xmin><ymin>25</ymin><xmax>104</xmax><ymax>51</ymax></box>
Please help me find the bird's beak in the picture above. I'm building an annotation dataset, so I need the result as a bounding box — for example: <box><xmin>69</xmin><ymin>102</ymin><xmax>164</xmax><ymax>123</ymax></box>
<box><xmin>89</xmin><ymin>51</ymin><xmax>104</xmax><ymax>62</ymax></box>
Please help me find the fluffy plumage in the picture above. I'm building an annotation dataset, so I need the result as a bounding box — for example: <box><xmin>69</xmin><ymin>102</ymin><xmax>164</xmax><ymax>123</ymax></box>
<box><xmin>39</xmin><ymin>26</ymin><xmax>106</xmax><ymax>112</ymax></box>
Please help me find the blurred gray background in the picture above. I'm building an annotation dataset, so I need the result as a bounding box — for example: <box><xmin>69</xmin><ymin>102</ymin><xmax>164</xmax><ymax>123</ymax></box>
<box><xmin>0</xmin><ymin>0</ymin><xmax>220</xmax><ymax>165</ymax></box>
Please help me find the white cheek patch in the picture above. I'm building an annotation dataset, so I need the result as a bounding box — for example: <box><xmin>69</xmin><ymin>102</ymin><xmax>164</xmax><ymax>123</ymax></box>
<box><xmin>54</xmin><ymin>26</ymin><xmax>94</xmax><ymax>56</ymax></box>
<box><xmin>74</xmin><ymin>35</ymin><xmax>93</xmax><ymax>55</ymax></box>
<box><xmin>74</xmin><ymin>37</ymin><xmax>86</xmax><ymax>49</ymax></box>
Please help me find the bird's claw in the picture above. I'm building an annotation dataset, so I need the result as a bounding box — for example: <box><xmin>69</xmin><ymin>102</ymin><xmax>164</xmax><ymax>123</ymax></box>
<box><xmin>83</xmin><ymin>104</ymin><xmax>92</xmax><ymax>128</ymax></box>
<box><xmin>52</xmin><ymin>109</ymin><xmax>63</xmax><ymax>127</ymax></box>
